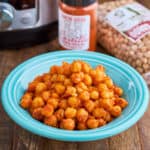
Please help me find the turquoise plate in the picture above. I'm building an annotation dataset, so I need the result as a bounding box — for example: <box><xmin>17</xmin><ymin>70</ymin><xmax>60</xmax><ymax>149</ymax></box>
<box><xmin>1</xmin><ymin>51</ymin><xmax>149</xmax><ymax>141</ymax></box>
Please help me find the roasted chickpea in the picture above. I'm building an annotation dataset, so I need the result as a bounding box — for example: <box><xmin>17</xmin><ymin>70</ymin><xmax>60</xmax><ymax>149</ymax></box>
<box><xmin>32</xmin><ymin>107</ymin><xmax>43</xmax><ymax>120</ymax></box>
<box><xmin>31</xmin><ymin>97</ymin><xmax>44</xmax><ymax>108</ymax></box>
<box><xmin>92</xmin><ymin>108</ymin><xmax>107</xmax><ymax>118</ymax></box>
<box><xmin>76</xmin><ymin>82</ymin><xmax>88</xmax><ymax>93</ymax></box>
<box><xmin>87</xmin><ymin>118</ymin><xmax>99</xmax><ymax>129</ymax></box>
<box><xmin>83</xmin><ymin>74</ymin><xmax>92</xmax><ymax>85</ymax></box>
<box><xmin>47</xmin><ymin>98</ymin><xmax>59</xmax><ymax>109</ymax></box>
<box><xmin>67</xmin><ymin>96</ymin><xmax>80</xmax><ymax>108</ymax></box>
<box><xmin>54</xmin><ymin>83</ymin><xmax>65</xmax><ymax>95</ymax></box>
<box><xmin>98</xmin><ymin>118</ymin><xmax>106</xmax><ymax>127</ymax></box>
<box><xmin>44</xmin><ymin>115</ymin><xmax>57</xmax><ymax>127</ymax></box>
<box><xmin>97</xmin><ymin>83</ymin><xmax>108</xmax><ymax>92</ymax></box>
<box><xmin>115</xmin><ymin>98</ymin><xmax>128</xmax><ymax>108</ymax></box>
<box><xmin>51</xmin><ymin>92</ymin><xmax>59</xmax><ymax>98</ymax></box>
<box><xmin>100</xmin><ymin>90</ymin><xmax>114</xmax><ymax>99</ymax></box>
<box><xmin>90</xmin><ymin>90</ymin><xmax>99</xmax><ymax>100</ymax></box>
<box><xmin>41</xmin><ymin>104</ymin><xmax>54</xmax><ymax>117</ymax></box>
<box><xmin>42</xmin><ymin>73</ymin><xmax>51</xmax><ymax>82</ymax></box>
<box><xmin>57</xmin><ymin>74</ymin><xmax>66</xmax><ymax>82</ymax></box>
<box><xmin>104</xmin><ymin>77</ymin><xmax>114</xmax><ymax>88</ymax></box>
<box><xmin>77</xmin><ymin>122</ymin><xmax>87</xmax><ymax>130</ymax></box>
<box><xmin>28</xmin><ymin>81</ymin><xmax>38</xmax><ymax>92</ymax></box>
<box><xmin>35</xmin><ymin>82</ymin><xmax>47</xmax><ymax>93</ymax></box>
<box><xmin>60</xmin><ymin>119</ymin><xmax>75</xmax><ymax>130</ymax></box>
<box><xmin>42</xmin><ymin>91</ymin><xmax>50</xmax><ymax>102</ymax></box>
<box><xmin>20</xmin><ymin>97</ymin><xmax>32</xmax><ymax>109</ymax></box>
<box><xmin>82</xmin><ymin>62</ymin><xmax>91</xmax><ymax>73</ymax></box>
<box><xmin>110</xmin><ymin>105</ymin><xmax>122</xmax><ymax>117</ymax></box>
<box><xmin>54</xmin><ymin>109</ymin><xmax>64</xmax><ymax>121</ymax></box>
<box><xmin>79</xmin><ymin>91</ymin><xmax>90</xmax><ymax>101</ymax></box>
<box><xmin>64</xmin><ymin>78</ymin><xmax>72</xmax><ymax>86</ymax></box>
<box><xmin>65</xmin><ymin>107</ymin><xmax>77</xmax><ymax>118</ymax></box>
<box><xmin>105</xmin><ymin>112</ymin><xmax>112</xmax><ymax>122</ymax></box>
<box><xmin>65</xmin><ymin>86</ymin><xmax>77</xmax><ymax>97</ymax></box>
<box><xmin>84</xmin><ymin>100</ymin><xmax>95</xmax><ymax>113</ymax></box>
<box><xmin>58</xmin><ymin>99</ymin><xmax>67</xmax><ymax>109</ymax></box>
<box><xmin>71</xmin><ymin>61</ymin><xmax>82</xmax><ymax>73</ymax></box>
<box><xmin>99</xmin><ymin>99</ymin><xmax>114</xmax><ymax>111</ymax></box>
<box><xmin>76</xmin><ymin>108</ymin><xmax>88</xmax><ymax>122</ymax></box>
<box><xmin>71</xmin><ymin>72</ymin><xmax>84</xmax><ymax>84</ymax></box>
<box><xmin>114</xmin><ymin>86</ymin><xmax>123</xmax><ymax>96</ymax></box>
<box><xmin>50</xmin><ymin>65</ymin><xmax>59</xmax><ymax>74</ymax></box>
<box><xmin>62</xmin><ymin>62</ymin><xmax>71</xmax><ymax>76</ymax></box>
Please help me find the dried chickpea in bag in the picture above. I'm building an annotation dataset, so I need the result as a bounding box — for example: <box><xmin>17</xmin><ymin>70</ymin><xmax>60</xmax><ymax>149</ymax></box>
<box><xmin>97</xmin><ymin>0</ymin><xmax>150</xmax><ymax>85</ymax></box>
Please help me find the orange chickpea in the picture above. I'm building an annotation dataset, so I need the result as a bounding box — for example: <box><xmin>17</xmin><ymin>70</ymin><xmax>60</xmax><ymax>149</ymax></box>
<box><xmin>90</xmin><ymin>90</ymin><xmax>99</xmax><ymax>100</ymax></box>
<box><xmin>35</xmin><ymin>82</ymin><xmax>47</xmax><ymax>93</ymax></box>
<box><xmin>114</xmin><ymin>86</ymin><xmax>123</xmax><ymax>96</ymax></box>
<box><xmin>51</xmin><ymin>92</ymin><xmax>59</xmax><ymax>98</ymax></box>
<box><xmin>54</xmin><ymin>109</ymin><xmax>64</xmax><ymax>121</ymax></box>
<box><xmin>54</xmin><ymin>83</ymin><xmax>65</xmax><ymax>95</ymax></box>
<box><xmin>65</xmin><ymin>86</ymin><xmax>77</xmax><ymax>97</ymax></box>
<box><xmin>90</xmin><ymin>69</ymin><xmax>97</xmax><ymax>78</ymax></box>
<box><xmin>51</xmin><ymin>74</ymin><xmax>58</xmax><ymax>82</ymax></box>
<box><xmin>95</xmin><ymin>65</ymin><xmax>105</xmax><ymax>72</ymax></box>
<box><xmin>94</xmin><ymin>69</ymin><xmax>105</xmax><ymax>84</ymax></box>
<box><xmin>71</xmin><ymin>72</ymin><xmax>84</xmax><ymax>84</ymax></box>
<box><xmin>32</xmin><ymin>107</ymin><xmax>43</xmax><ymax>120</ymax></box>
<box><xmin>41</xmin><ymin>104</ymin><xmax>54</xmax><ymax>117</ymax></box>
<box><xmin>76</xmin><ymin>82</ymin><xmax>88</xmax><ymax>93</ymax></box>
<box><xmin>44</xmin><ymin>115</ymin><xmax>57</xmax><ymax>127</ymax></box>
<box><xmin>79</xmin><ymin>91</ymin><xmax>90</xmax><ymax>101</ymax></box>
<box><xmin>84</xmin><ymin>100</ymin><xmax>95</xmax><ymax>113</ymax></box>
<box><xmin>71</xmin><ymin>61</ymin><xmax>82</xmax><ymax>73</ymax></box>
<box><xmin>87</xmin><ymin>118</ymin><xmax>99</xmax><ymax>129</ymax></box>
<box><xmin>60</xmin><ymin>119</ymin><xmax>75</xmax><ymax>130</ymax></box>
<box><xmin>104</xmin><ymin>77</ymin><xmax>114</xmax><ymax>88</ymax></box>
<box><xmin>47</xmin><ymin>98</ymin><xmax>59</xmax><ymax>109</ymax></box>
<box><xmin>58</xmin><ymin>99</ymin><xmax>67</xmax><ymax>109</ymax></box>
<box><xmin>20</xmin><ymin>97</ymin><xmax>32</xmax><ymax>109</ymax></box>
<box><xmin>34</xmin><ymin>76</ymin><xmax>43</xmax><ymax>82</ymax></box>
<box><xmin>110</xmin><ymin>106</ymin><xmax>122</xmax><ymax>117</ymax></box>
<box><xmin>31</xmin><ymin>97</ymin><xmax>44</xmax><ymax>108</ymax></box>
<box><xmin>92</xmin><ymin>108</ymin><xmax>107</xmax><ymax>118</ymax></box>
<box><xmin>98</xmin><ymin>118</ymin><xmax>106</xmax><ymax>127</ymax></box>
<box><xmin>76</xmin><ymin>108</ymin><xmax>88</xmax><ymax>122</ymax></box>
<box><xmin>42</xmin><ymin>73</ymin><xmax>51</xmax><ymax>82</ymax></box>
<box><xmin>22</xmin><ymin>92</ymin><xmax>33</xmax><ymax>99</ymax></box>
<box><xmin>42</xmin><ymin>91</ymin><xmax>50</xmax><ymax>102</ymax></box>
<box><xmin>100</xmin><ymin>90</ymin><xmax>114</xmax><ymax>99</ymax></box>
<box><xmin>82</xmin><ymin>62</ymin><xmax>91</xmax><ymax>73</ymax></box>
<box><xmin>99</xmin><ymin>99</ymin><xmax>114</xmax><ymax>111</ymax></box>
<box><xmin>28</xmin><ymin>81</ymin><xmax>38</xmax><ymax>92</ymax></box>
<box><xmin>62</xmin><ymin>62</ymin><xmax>71</xmax><ymax>76</ymax></box>
<box><xmin>77</xmin><ymin>122</ymin><xmax>87</xmax><ymax>130</ymax></box>
<box><xmin>115</xmin><ymin>98</ymin><xmax>128</xmax><ymax>109</ymax></box>
<box><xmin>83</xmin><ymin>74</ymin><xmax>92</xmax><ymax>85</ymax></box>
<box><xmin>57</xmin><ymin>74</ymin><xmax>66</xmax><ymax>82</ymax></box>
<box><xmin>105</xmin><ymin>112</ymin><xmax>112</xmax><ymax>122</ymax></box>
<box><xmin>64</xmin><ymin>78</ymin><xmax>72</xmax><ymax>86</ymax></box>
<box><xmin>68</xmin><ymin>96</ymin><xmax>80</xmax><ymax>108</ymax></box>
<box><xmin>50</xmin><ymin>65</ymin><xmax>59</xmax><ymax>74</ymax></box>
<box><xmin>97</xmin><ymin>83</ymin><xmax>108</xmax><ymax>92</ymax></box>
<box><xmin>94</xmin><ymin>100</ymin><xmax>100</xmax><ymax>108</ymax></box>
<box><xmin>65</xmin><ymin>107</ymin><xmax>77</xmax><ymax>118</ymax></box>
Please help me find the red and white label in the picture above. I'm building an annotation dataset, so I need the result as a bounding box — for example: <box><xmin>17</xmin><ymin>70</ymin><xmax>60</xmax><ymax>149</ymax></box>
<box><xmin>59</xmin><ymin>9</ymin><xmax>90</xmax><ymax>50</ymax></box>
<box><xmin>106</xmin><ymin>2</ymin><xmax>150</xmax><ymax>42</ymax></box>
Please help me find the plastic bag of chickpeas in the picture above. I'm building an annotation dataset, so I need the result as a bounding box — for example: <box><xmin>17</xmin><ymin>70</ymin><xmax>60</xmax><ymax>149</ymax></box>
<box><xmin>97</xmin><ymin>0</ymin><xmax>150</xmax><ymax>85</ymax></box>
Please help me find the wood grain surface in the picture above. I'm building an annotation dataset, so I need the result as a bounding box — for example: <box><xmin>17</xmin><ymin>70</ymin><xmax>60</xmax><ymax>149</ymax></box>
<box><xmin>0</xmin><ymin>0</ymin><xmax>150</xmax><ymax>150</ymax></box>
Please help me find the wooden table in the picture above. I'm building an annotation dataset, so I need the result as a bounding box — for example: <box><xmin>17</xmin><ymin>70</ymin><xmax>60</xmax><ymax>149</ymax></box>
<box><xmin>0</xmin><ymin>1</ymin><xmax>150</xmax><ymax>150</ymax></box>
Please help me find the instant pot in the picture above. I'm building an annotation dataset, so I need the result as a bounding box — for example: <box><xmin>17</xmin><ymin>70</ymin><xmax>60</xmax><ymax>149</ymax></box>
<box><xmin>0</xmin><ymin>0</ymin><xmax>58</xmax><ymax>48</ymax></box>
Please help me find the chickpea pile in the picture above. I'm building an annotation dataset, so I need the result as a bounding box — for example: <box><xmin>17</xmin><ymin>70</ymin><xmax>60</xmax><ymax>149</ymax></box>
<box><xmin>20</xmin><ymin>60</ymin><xmax>128</xmax><ymax>130</ymax></box>
<box><xmin>97</xmin><ymin>0</ymin><xmax>150</xmax><ymax>75</ymax></box>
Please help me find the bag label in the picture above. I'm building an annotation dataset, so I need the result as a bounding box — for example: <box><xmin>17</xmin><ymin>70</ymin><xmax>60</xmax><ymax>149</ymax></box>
<box><xmin>59</xmin><ymin>9</ymin><xmax>90</xmax><ymax>50</ymax></box>
<box><xmin>105</xmin><ymin>2</ymin><xmax>150</xmax><ymax>42</ymax></box>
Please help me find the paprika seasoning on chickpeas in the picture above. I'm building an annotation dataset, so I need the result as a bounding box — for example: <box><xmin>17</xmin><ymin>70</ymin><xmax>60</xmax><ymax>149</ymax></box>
<box><xmin>20</xmin><ymin>60</ymin><xmax>128</xmax><ymax>130</ymax></box>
